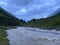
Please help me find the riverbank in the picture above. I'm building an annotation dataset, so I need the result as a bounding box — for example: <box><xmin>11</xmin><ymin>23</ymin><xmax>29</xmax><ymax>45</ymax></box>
<box><xmin>24</xmin><ymin>26</ymin><xmax>60</xmax><ymax>31</ymax></box>
<box><xmin>0</xmin><ymin>26</ymin><xmax>17</xmax><ymax>45</ymax></box>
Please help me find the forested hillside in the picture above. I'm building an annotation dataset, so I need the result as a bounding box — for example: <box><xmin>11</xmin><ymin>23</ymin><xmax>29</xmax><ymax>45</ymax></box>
<box><xmin>0</xmin><ymin>7</ymin><xmax>60</xmax><ymax>30</ymax></box>
<box><xmin>26</xmin><ymin>10</ymin><xmax>60</xmax><ymax>30</ymax></box>
<box><xmin>0</xmin><ymin>7</ymin><xmax>25</xmax><ymax>26</ymax></box>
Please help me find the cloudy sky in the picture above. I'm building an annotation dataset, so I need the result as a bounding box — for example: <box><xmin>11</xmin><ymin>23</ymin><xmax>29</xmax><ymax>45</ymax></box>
<box><xmin>0</xmin><ymin>0</ymin><xmax>60</xmax><ymax>21</ymax></box>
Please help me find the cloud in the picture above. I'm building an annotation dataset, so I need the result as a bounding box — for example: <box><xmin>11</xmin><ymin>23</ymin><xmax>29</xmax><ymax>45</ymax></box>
<box><xmin>0</xmin><ymin>0</ymin><xmax>60</xmax><ymax>21</ymax></box>
<box><xmin>15</xmin><ymin>8</ymin><xmax>28</xmax><ymax>15</ymax></box>
<box><xmin>0</xmin><ymin>1</ymin><xmax>7</xmax><ymax>7</ymax></box>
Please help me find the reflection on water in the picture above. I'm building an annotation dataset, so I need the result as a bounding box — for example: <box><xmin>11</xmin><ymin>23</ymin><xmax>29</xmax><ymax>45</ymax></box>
<box><xmin>6</xmin><ymin>27</ymin><xmax>60</xmax><ymax>45</ymax></box>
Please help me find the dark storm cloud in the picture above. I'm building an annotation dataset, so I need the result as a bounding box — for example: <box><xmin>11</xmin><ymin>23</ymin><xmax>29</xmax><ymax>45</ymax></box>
<box><xmin>0</xmin><ymin>0</ymin><xmax>60</xmax><ymax>21</ymax></box>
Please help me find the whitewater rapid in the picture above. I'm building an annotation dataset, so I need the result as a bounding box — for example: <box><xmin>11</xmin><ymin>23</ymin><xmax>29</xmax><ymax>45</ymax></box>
<box><xmin>6</xmin><ymin>27</ymin><xmax>60</xmax><ymax>45</ymax></box>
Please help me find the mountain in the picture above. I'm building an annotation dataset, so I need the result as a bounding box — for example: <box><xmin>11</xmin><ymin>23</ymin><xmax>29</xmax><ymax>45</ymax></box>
<box><xmin>26</xmin><ymin>9</ymin><xmax>60</xmax><ymax>30</ymax></box>
<box><xmin>49</xmin><ymin>8</ymin><xmax>60</xmax><ymax>17</ymax></box>
<box><xmin>0</xmin><ymin>7</ymin><xmax>22</xmax><ymax>26</ymax></box>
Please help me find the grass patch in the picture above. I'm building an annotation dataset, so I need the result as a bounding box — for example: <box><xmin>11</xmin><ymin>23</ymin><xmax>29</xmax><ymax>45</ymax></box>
<box><xmin>0</xmin><ymin>26</ymin><xmax>17</xmax><ymax>45</ymax></box>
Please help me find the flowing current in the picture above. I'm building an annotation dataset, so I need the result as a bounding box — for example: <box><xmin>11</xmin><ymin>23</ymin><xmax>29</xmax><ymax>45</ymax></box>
<box><xmin>6</xmin><ymin>27</ymin><xmax>60</xmax><ymax>45</ymax></box>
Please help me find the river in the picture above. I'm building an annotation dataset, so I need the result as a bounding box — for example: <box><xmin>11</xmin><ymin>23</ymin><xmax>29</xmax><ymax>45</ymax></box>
<box><xmin>6</xmin><ymin>27</ymin><xmax>60</xmax><ymax>45</ymax></box>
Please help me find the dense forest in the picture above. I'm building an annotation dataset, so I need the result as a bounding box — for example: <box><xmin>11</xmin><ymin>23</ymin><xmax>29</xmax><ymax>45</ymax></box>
<box><xmin>25</xmin><ymin>10</ymin><xmax>60</xmax><ymax>30</ymax></box>
<box><xmin>0</xmin><ymin>7</ymin><xmax>25</xmax><ymax>26</ymax></box>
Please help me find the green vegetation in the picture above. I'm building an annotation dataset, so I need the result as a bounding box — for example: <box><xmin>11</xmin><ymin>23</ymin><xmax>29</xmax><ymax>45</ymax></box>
<box><xmin>0</xmin><ymin>7</ymin><xmax>25</xmax><ymax>26</ymax></box>
<box><xmin>0</xmin><ymin>7</ymin><xmax>60</xmax><ymax>45</ymax></box>
<box><xmin>0</xmin><ymin>26</ymin><xmax>17</xmax><ymax>45</ymax></box>
<box><xmin>25</xmin><ymin>11</ymin><xmax>60</xmax><ymax>30</ymax></box>
<box><xmin>0</xmin><ymin>7</ymin><xmax>25</xmax><ymax>45</ymax></box>
<box><xmin>0</xmin><ymin>26</ymin><xmax>9</xmax><ymax>45</ymax></box>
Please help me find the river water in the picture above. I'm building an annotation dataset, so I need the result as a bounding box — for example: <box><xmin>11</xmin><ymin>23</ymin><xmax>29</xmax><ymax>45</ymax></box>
<box><xmin>6</xmin><ymin>27</ymin><xmax>60</xmax><ymax>45</ymax></box>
